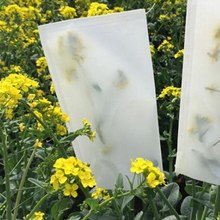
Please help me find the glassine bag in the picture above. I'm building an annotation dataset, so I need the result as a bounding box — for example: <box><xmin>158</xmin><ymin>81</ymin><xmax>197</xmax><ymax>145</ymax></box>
<box><xmin>39</xmin><ymin>9</ymin><xmax>162</xmax><ymax>189</ymax></box>
<box><xmin>176</xmin><ymin>0</ymin><xmax>220</xmax><ymax>185</ymax></box>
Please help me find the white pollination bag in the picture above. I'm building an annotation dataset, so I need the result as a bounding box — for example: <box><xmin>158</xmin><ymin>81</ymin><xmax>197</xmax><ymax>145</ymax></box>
<box><xmin>176</xmin><ymin>0</ymin><xmax>220</xmax><ymax>184</ymax></box>
<box><xmin>39</xmin><ymin>9</ymin><xmax>162</xmax><ymax>189</ymax></box>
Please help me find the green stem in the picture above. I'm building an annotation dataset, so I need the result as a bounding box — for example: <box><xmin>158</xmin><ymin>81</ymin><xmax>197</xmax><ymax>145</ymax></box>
<box><xmin>155</xmin><ymin>187</ymin><xmax>181</xmax><ymax>220</ymax></box>
<box><xmin>200</xmin><ymin>206</ymin><xmax>208</xmax><ymax>220</ymax></box>
<box><xmin>0</xmin><ymin>128</ymin><xmax>12</xmax><ymax>220</ymax></box>
<box><xmin>82</xmin><ymin>189</ymin><xmax>134</xmax><ymax>220</ymax></box>
<box><xmin>24</xmin><ymin>193</ymin><xmax>51</xmax><ymax>220</ymax></box>
<box><xmin>148</xmin><ymin>190</ymin><xmax>159</xmax><ymax>220</ymax></box>
<box><xmin>13</xmin><ymin>148</ymin><xmax>36</xmax><ymax>220</ymax></box>
<box><xmin>20</xmin><ymin>99</ymin><xmax>66</xmax><ymax>157</ymax></box>
<box><xmin>214</xmin><ymin>186</ymin><xmax>220</xmax><ymax>219</ymax></box>
<box><xmin>190</xmin><ymin>179</ymin><xmax>197</xmax><ymax>220</ymax></box>
<box><xmin>167</xmin><ymin>117</ymin><xmax>174</xmax><ymax>183</ymax></box>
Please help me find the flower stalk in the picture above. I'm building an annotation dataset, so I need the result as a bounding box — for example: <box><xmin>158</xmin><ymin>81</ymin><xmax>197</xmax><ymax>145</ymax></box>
<box><xmin>155</xmin><ymin>187</ymin><xmax>181</xmax><ymax>220</ymax></box>
<box><xmin>24</xmin><ymin>193</ymin><xmax>51</xmax><ymax>220</ymax></box>
<box><xmin>0</xmin><ymin>127</ymin><xmax>12</xmax><ymax>220</ymax></box>
<box><xmin>13</xmin><ymin>147</ymin><xmax>37</xmax><ymax>220</ymax></box>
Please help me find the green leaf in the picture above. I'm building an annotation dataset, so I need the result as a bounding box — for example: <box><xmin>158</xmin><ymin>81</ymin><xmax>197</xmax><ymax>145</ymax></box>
<box><xmin>121</xmin><ymin>195</ymin><xmax>134</xmax><ymax>211</ymax></box>
<box><xmin>134</xmin><ymin>211</ymin><xmax>143</xmax><ymax>220</ymax></box>
<box><xmin>193</xmin><ymin>196</ymin><xmax>213</xmax><ymax>209</ymax></box>
<box><xmin>115</xmin><ymin>173</ymin><xmax>124</xmax><ymax>189</ymax></box>
<box><xmin>155</xmin><ymin>183</ymin><xmax>180</xmax><ymax>212</ymax></box>
<box><xmin>51</xmin><ymin>198</ymin><xmax>73</xmax><ymax>220</ymax></box>
<box><xmin>185</xmin><ymin>184</ymin><xmax>203</xmax><ymax>196</ymax></box>
<box><xmin>28</xmin><ymin>178</ymin><xmax>48</xmax><ymax>189</ymax></box>
<box><xmin>162</xmin><ymin>215</ymin><xmax>187</xmax><ymax>220</ymax></box>
<box><xmin>84</xmin><ymin>198</ymin><xmax>99</xmax><ymax>210</ymax></box>
<box><xmin>67</xmin><ymin>213</ymin><xmax>83</xmax><ymax>220</ymax></box>
<box><xmin>180</xmin><ymin>196</ymin><xmax>192</xmax><ymax>218</ymax></box>
<box><xmin>162</xmin><ymin>215</ymin><xmax>177</xmax><ymax>220</ymax></box>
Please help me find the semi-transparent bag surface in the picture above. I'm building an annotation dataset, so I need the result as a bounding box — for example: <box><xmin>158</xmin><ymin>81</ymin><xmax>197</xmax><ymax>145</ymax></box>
<box><xmin>39</xmin><ymin>9</ymin><xmax>162</xmax><ymax>188</ymax></box>
<box><xmin>176</xmin><ymin>0</ymin><xmax>220</xmax><ymax>184</ymax></box>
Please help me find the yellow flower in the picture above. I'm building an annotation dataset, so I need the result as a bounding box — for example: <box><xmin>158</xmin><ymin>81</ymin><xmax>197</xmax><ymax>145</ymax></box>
<box><xmin>50</xmin><ymin>170</ymin><xmax>67</xmax><ymax>190</ymax></box>
<box><xmin>130</xmin><ymin>158</ymin><xmax>166</xmax><ymax>188</ymax></box>
<box><xmin>158</xmin><ymin>86</ymin><xmax>181</xmax><ymax>99</ymax></box>
<box><xmin>87</xmin><ymin>2</ymin><xmax>109</xmax><ymax>16</ymax></box>
<box><xmin>56</xmin><ymin>124</ymin><xmax>67</xmax><ymax>136</ymax></box>
<box><xmin>174</xmin><ymin>49</ymin><xmax>184</xmax><ymax>59</ymax></box>
<box><xmin>146</xmin><ymin>172</ymin><xmax>160</xmax><ymax>188</ymax></box>
<box><xmin>19</xmin><ymin>123</ymin><xmax>25</xmax><ymax>132</ymax></box>
<box><xmin>87</xmin><ymin>2</ymin><xmax>123</xmax><ymax>16</ymax></box>
<box><xmin>89</xmin><ymin>131</ymin><xmax>96</xmax><ymax>142</ymax></box>
<box><xmin>80</xmin><ymin>175</ymin><xmax>96</xmax><ymax>188</ymax></box>
<box><xmin>63</xmin><ymin>183</ymin><xmax>78</xmax><ymax>198</ymax></box>
<box><xmin>157</xmin><ymin>37</ymin><xmax>174</xmax><ymax>52</ymax></box>
<box><xmin>146</xmin><ymin>166</ymin><xmax>166</xmax><ymax>188</ymax></box>
<box><xmin>59</xmin><ymin>6</ymin><xmax>77</xmax><ymax>19</ymax></box>
<box><xmin>130</xmin><ymin>158</ymin><xmax>153</xmax><ymax>174</ymax></box>
<box><xmin>27</xmin><ymin>94</ymin><xmax>36</xmax><ymax>101</ymax></box>
<box><xmin>150</xmin><ymin>45</ymin><xmax>155</xmax><ymax>55</ymax></box>
<box><xmin>92</xmin><ymin>187</ymin><xmax>110</xmax><ymax>200</ymax></box>
<box><xmin>159</xmin><ymin>14</ymin><xmax>170</xmax><ymax>20</ymax></box>
<box><xmin>50</xmin><ymin>83</ymin><xmax>55</xmax><ymax>94</ymax></box>
<box><xmin>82</xmin><ymin>118</ymin><xmax>96</xmax><ymax>142</ymax></box>
<box><xmin>82</xmin><ymin>118</ymin><xmax>92</xmax><ymax>127</ymax></box>
<box><xmin>32</xmin><ymin>211</ymin><xmax>44</xmax><ymax>220</ymax></box>
<box><xmin>36</xmin><ymin>57</ymin><xmax>47</xmax><ymax>74</ymax></box>
<box><xmin>34</xmin><ymin>139</ymin><xmax>42</xmax><ymax>148</ymax></box>
<box><xmin>51</xmin><ymin>157</ymin><xmax>96</xmax><ymax>190</ymax></box>
<box><xmin>63</xmin><ymin>157</ymin><xmax>80</xmax><ymax>176</ymax></box>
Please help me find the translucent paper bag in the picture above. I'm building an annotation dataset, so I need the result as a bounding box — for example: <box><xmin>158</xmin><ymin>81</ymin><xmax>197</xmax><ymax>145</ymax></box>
<box><xmin>176</xmin><ymin>0</ymin><xmax>220</xmax><ymax>184</ymax></box>
<box><xmin>39</xmin><ymin>9</ymin><xmax>162</xmax><ymax>189</ymax></box>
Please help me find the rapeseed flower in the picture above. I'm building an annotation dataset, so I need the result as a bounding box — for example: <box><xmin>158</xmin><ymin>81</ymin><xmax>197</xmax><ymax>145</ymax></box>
<box><xmin>130</xmin><ymin>158</ymin><xmax>166</xmax><ymax>188</ymax></box>
<box><xmin>92</xmin><ymin>187</ymin><xmax>110</xmax><ymax>200</ymax></box>
<box><xmin>130</xmin><ymin>158</ymin><xmax>153</xmax><ymax>174</ymax></box>
<box><xmin>174</xmin><ymin>49</ymin><xmax>184</xmax><ymax>59</ymax></box>
<box><xmin>50</xmin><ymin>156</ymin><xmax>96</xmax><ymax>194</ymax></box>
<box><xmin>63</xmin><ymin>183</ymin><xmax>78</xmax><ymax>198</ymax></box>
<box><xmin>32</xmin><ymin>211</ymin><xmax>44</xmax><ymax>220</ymax></box>
<box><xmin>158</xmin><ymin>86</ymin><xmax>181</xmax><ymax>99</ymax></box>
<box><xmin>59</xmin><ymin>6</ymin><xmax>77</xmax><ymax>19</ymax></box>
<box><xmin>82</xmin><ymin>118</ymin><xmax>96</xmax><ymax>142</ymax></box>
<box><xmin>34</xmin><ymin>139</ymin><xmax>42</xmax><ymax>148</ymax></box>
<box><xmin>87</xmin><ymin>2</ymin><xmax>123</xmax><ymax>17</ymax></box>
<box><xmin>50</xmin><ymin>170</ymin><xmax>67</xmax><ymax>190</ymax></box>
<box><xmin>158</xmin><ymin>37</ymin><xmax>174</xmax><ymax>52</ymax></box>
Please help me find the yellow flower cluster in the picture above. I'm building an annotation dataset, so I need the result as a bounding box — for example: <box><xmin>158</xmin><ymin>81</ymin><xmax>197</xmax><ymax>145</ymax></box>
<box><xmin>91</xmin><ymin>187</ymin><xmax>110</xmax><ymax>200</ymax></box>
<box><xmin>31</xmin><ymin>211</ymin><xmax>44</xmax><ymax>220</ymax></box>
<box><xmin>159</xmin><ymin>14</ymin><xmax>169</xmax><ymax>21</ymax></box>
<box><xmin>36</xmin><ymin>57</ymin><xmax>48</xmax><ymax>75</ymax></box>
<box><xmin>28</xmin><ymin>98</ymin><xmax>69</xmax><ymax>135</ymax></box>
<box><xmin>50</xmin><ymin>157</ymin><xmax>96</xmax><ymax>197</ymax></box>
<box><xmin>0</xmin><ymin>73</ymin><xmax>69</xmax><ymax>136</ymax></box>
<box><xmin>0</xmin><ymin>74</ymin><xmax>38</xmax><ymax>119</ymax></box>
<box><xmin>59</xmin><ymin>6</ymin><xmax>77</xmax><ymax>19</ymax></box>
<box><xmin>87</xmin><ymin>2</ymin><xmax>123</xmax><ymax>17</ymax></box>
<box><xmin>10</xmin><ymin>0</ymin><xmax>43</xmax><ymax>7</ymax></box>
<box><xmin>158</xmin><ymin>37</ymin><xmax>174</xmax><ymax>52</ymax></box>
<box><xmin>82</xmin><ymin>118</ymin><xmax>96</xmax><ymax>142</ymax></box>
<box><xmin>158</xmin><ymin>86</ymin><xmax>181</xmax><ymax>99</ymax></box>
<box><xmin>2</xmin><ymin>73</ymin><xmax>39</xmax><ymax>92</ymax></box>
<box><xmin>130</xmin><ymin>158</ymin><xmax>166</xmax><ymax>188</ymax></box>
<box><xmin>174</xmin><ymin>49</ymin><xmax>184</xmax><ymax>59</ymax></box>
<box><xmin>34</xmin><ymin>139</ymin><xmax>42</xmax><ymax>148</ymax></box>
